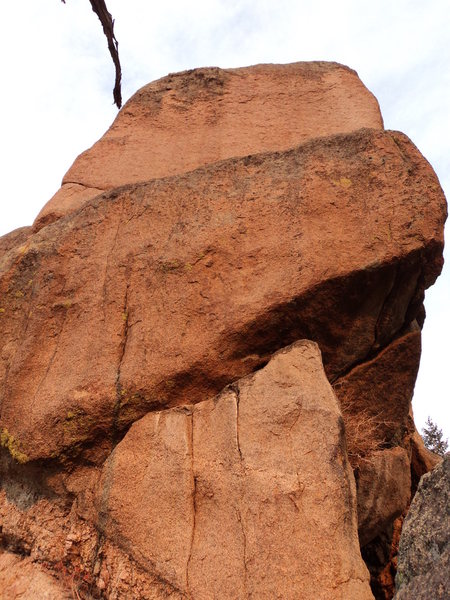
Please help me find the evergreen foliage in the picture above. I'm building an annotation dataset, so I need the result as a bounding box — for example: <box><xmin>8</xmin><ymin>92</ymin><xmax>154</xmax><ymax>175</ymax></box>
<box><xmin>422</xmin><ymin>417</ymin><xmax>449</xmax><ymax>456</ymax></box>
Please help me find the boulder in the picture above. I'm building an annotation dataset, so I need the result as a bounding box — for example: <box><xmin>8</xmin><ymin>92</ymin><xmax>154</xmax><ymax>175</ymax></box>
<box><xmin>333</xmin><ymin>328</ymin><xmax>421</xmax><ymax>466</ymax></box>
<box><xmin>0</xmin><ymin>62</ymin><xmax>446</xmax><ymax>599</ymax></box>
<box><xmin>96</xmin><ymin>341</ymin><xmax>373</xmax><ymax>599</ymax></box>
<box><xmin>0</xmin><ymin>227</ymin><xmax>31</xmax><ymax>255</ymax></box>
<box><xmin>394</xmin><ymin>455</ymin><xmax>449</xmax><ymax>599</ymax></box>
<box><xmin>34</xmin><ymin>62</ymin><xmax>383</xmax><ymax>229</ymax></box>
<box><xmin>0</xmin><ymin>127</ymin><xmax>445</xmax><ymax>463</ymax></box>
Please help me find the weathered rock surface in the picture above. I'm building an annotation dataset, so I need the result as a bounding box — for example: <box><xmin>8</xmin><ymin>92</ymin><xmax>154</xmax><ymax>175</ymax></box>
<box><xmin>0</xmin><ymin>552</ymin><xmax>70</xmax><ymax>599</ymax></box>
<box><xmin>97</xmin><ymin>341</ymin><xmax>373</xmax><ymax>599</ymax></box>
<box><xmin>394</xmin><ymin>455</ymin><xmax>449</xmax><ymax>599</ymax></box>
<box><xmin>35</xmin><ymin>62</ymin><xmax>383</xmax><ymax>229</ymax></box>
<box><xmin>0</xmin><ymin>226</ymin><xmax>31</xmax><ymax>255</ymax></box>
<box><xmin>0</xmin><ymin>127</ymin><xmax>445</xmax><ymax>464</ymax></box>
<box><xmin>0</xmin><ymin>62</ymin><xmax>447</xmax><ymax>599</ymax></box>
<box><xmin>357</xmin><ymin>447</ymin><xmax>411</xmax><ymax>547</ymax></box>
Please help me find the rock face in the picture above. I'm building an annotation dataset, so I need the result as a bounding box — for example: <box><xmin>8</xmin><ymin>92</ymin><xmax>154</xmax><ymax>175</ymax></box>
<box><xmin>395</xmin><ymin>456</ymin><xmax>449</xmax><ymax>599</ymax></box>
<box><xmin>35</xmin><ymin>62</ymin><xmax>383</xmax><ymax>229</ymax></box>
<box><xmin>0</xmin><ymin>552</ymin><xmax>70</xmax><ymax>600</ymax></box>
<box><xmin>0</xmin><ymin>128</ymin><xmax>444</xmax><ymax>464</ymax></box>
<box><xmin>98</xmin><ymin>342</ymin><xmax>372</xmax><ymax>599</ymax></box>
<box><xmin>357</xmin><ymin>447</ymin><xmax>411</xmax><ymax>548</ymax></box>
<box><xmin>0</xmin><ymin>62</ymin><xmax>446</xmax><ymax>599</ymax></box>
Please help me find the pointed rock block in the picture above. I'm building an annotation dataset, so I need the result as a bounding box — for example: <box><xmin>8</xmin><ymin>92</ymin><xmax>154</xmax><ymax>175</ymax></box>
<box><xmin>96</xmin><ymin>341</ymin><xmax>374</xmax><ymax>600</ymax></box>
<box><xmin>0</xmin><ymin>128</ymin><xmax>445</xmax><ymax>462</ymax></box>
<box><xmin>34</xmin><ymin>61</ymin><xmax>383</xmax><ymax>228</ymax></box>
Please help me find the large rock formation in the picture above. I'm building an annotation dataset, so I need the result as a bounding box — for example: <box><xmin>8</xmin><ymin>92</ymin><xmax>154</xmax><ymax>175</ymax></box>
<box><xmin>0</xmin><ymin>62</ymin><xmax>446</xmax><ymax>599</ymax></box>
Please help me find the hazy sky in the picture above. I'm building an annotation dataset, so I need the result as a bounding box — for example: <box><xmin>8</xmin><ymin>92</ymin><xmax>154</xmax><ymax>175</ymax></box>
<box><xmin>1</xmin><ymin>0</ymin><xmax>448</xmax><ymax>439</ymax></box>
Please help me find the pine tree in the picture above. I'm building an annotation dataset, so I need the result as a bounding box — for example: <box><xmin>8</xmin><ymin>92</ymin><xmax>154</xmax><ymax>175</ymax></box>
<box><xmin>422</xmin><ymin>417</ymin><xmax>449</xmax><ymax>456</ymax></box>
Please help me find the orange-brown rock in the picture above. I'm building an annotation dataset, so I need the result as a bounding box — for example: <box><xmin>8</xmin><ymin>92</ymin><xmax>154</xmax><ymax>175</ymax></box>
<box><xmin>0</xmin><ymin>552</ymin><xmax>70</xmax><ymax>599</ymax></box>
<box><xmin>0</xmin><ymin>128</ymin><xmax>445</xmax><ymax>463</ymax></box>
<box><xmin>334</xmin><ymin>328</ymin><xmax>422</xmax><ymax>457</ymax></box>
<box><xmin>0</xmin><ymin>62</ymin><xmax>447</xmax><ymax>600</ymax></box>
<box><xmin>34</xmin><ymin>62</ymin><xmax>383</xmax><ymax>229</ymax></box>
<box><xmin>0</xmin><ymin>226</ymin><xmax>31</xmax><ymax>255</ymax></box>
<box><xmin>96</xmin><ymin>342</ymin><xmax>373</xmax><ymax>599</ymax></box>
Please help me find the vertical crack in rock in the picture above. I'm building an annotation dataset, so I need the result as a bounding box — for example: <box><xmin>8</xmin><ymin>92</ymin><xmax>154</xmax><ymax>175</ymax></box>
<box><xmin>186</xmin><ymin>410</ymin><xmax>197</xmax><ymax>598</ymax></box>
<box><xmin>101</xmin><ymin>207</ymin><xmax>123</xmax><ymax>323</ymax></box>
<box><xmin>231</xmin><ymin>383</ymin><xmax>249</xmax><ymax>593</ymax></box>
<box><xmin>113</xmin><ymin>281</ymin><xmax>129</xmax><ymax>444</ymax></box>
<box><xmin>234</xmin><ymin>383</ymin><xmax>244</xmax><ymax>463</ymax></box>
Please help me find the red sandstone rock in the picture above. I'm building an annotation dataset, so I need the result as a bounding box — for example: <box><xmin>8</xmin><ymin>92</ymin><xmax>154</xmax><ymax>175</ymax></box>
<box><xmin>333</xmin><ymin>328</ymin><xmax>422</xmax><ymax>468</ymax></box>
<box><xmin>0</xmin><ymin>226</ymin><xmax>31</xmax><ymax>255</ymax></box>
<box><xmin>0</xmin><ymin>62</ymin><xmax>446</xmax><ymax>600</ymax></box>
<box><xmin>0</xmin><ymin>552</ymin><xmax>70</xmax><ymax>599</ymax></box>
<box><xmin>34</xmin><ymin>62</ymin><xmax>383</xmax><ymax>229</ymax></box>
<box><xmin>0</xmin><ymin>128</ymin><xmax>445</xmax><ymax>463</ymax></box>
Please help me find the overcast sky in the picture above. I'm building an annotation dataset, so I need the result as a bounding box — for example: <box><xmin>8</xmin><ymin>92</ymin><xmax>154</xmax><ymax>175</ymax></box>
<box><xmin>1</xmin><ymin>0</ymin><xmax>448</xmax><ymax>440</ymax></box>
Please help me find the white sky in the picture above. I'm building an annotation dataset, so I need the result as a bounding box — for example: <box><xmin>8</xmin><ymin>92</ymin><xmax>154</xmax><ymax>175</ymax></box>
<box><xmin>1</xmin><ymin>0</ymin><xmax>448</xmax><ymax>440</ymax></box>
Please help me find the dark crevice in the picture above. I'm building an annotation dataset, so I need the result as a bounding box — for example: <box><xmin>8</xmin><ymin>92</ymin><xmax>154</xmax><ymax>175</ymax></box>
<box><xmin>231</xmin><ymin>382</ymin><xmax>244</xmax><ymax>462</ymax></box>
<box><xmin>0</xmin><ymin>528</ymin><xmax>32</xmax><ymax>557</ymax></box>
<box><xmin>0</xmin><ymin>448</ymin><xmax>72</xmax><ymax>510</ymax></box>
<box><xmin>230</xmin><ymin>383</ymin><xmax>249</xmax><ymax>592</ymax></box>
<box><xmin>88</xmin><ymin>530</ymin><xmax>105</xmax><ymax>598</ymax></box>
<box><xmin>361</xmin><ymin>519</ymin><xmax>402</xmax><ymax>600</ymax></box>
<box><xmin>228</xmin><ymin>251</ymin><xmax>426</xmax><ymax>386</ymax></box>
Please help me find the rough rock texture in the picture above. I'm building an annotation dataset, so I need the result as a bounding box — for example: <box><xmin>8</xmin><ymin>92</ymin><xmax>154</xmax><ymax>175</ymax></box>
<box><xmin>394</xmin><ymin>455</ymin><xmax>449</xmax><ymax>599</ymax></box>
<box><xmin>97</xmin><ymin>342</ymin><xmax>373</xmax><ymax>599</ymax></box>
<box><xmin>0</xmin><ymin>226</ymin><xmax>31</xmax><ymax>255</ymax></box>
<box><xmin>0</xmin><ymin>552</ymin><xmax>70</xmax><ymax>599</ymax></box>
<box><xmin>0</xmin><ymin>128</ymin><xmax>445</xmax><ymax>464</ymax></box>
<box><xmin>35</xmin><ymin>62</ymin><xmax>383</xmax><ymax>229</ymax></box>
<box><xmin>0</xmin><ymin>62</ymin><xmax>447</xmax><ymax>599</ymax></box>
<box><xmin>357</xmin><ymin>448</ymin><xmax>411</xmax><ymax>547</ymax></box>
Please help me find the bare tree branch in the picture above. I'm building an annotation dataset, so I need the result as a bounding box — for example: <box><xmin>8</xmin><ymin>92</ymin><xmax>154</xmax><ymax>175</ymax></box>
<box><xmin>61</xmin><ymin>0</ymin><xmax>122</xmax><ymax>108</ymax></box>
